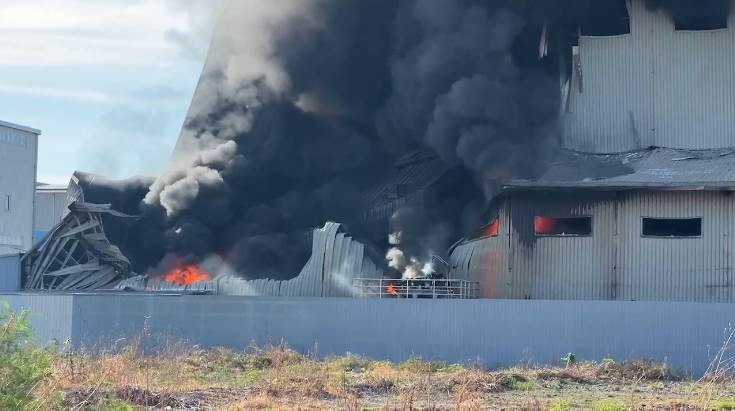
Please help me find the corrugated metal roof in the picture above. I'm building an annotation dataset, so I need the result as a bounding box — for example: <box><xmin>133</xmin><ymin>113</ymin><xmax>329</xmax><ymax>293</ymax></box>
<box><xmin>363</xmin><ymin>150</ymin><xmax>450</xmax><ymax>208</ymax></box>
<box><xmin>508</xmin><ymin>147</ymin><xmax>735</xmax><ymax>190</ymax></box>
<box><xmin>0</xmin><ymin>120</ymin><xmax>41</xmax><ymax>135</ymax></box>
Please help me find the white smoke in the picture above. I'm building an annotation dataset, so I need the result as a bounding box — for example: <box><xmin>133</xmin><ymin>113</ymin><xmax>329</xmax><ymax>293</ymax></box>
<box><xmin>386</xmin><ymin>232</ymin><xmax>436</xmax><ymax>279</ymax></box>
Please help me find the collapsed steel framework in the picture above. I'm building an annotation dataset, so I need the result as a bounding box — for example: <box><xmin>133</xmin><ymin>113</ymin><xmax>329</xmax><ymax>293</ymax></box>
<box><xmin>22</xmin><ymin>202</ymin><xmax>137</xmax><ymax>290</ymax></box>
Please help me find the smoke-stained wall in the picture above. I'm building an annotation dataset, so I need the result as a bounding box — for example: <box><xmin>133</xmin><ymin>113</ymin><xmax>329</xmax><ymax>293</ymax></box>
<box><xmin>451</xmin><ymin>190</ymin><xmax>735</xmax><ymax>303</ymax></box>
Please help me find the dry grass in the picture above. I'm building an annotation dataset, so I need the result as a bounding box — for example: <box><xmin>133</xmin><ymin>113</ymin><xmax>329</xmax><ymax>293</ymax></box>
<box><xmin>18</xmin><ymin>342</ymin><xmax>735</xmax><ymax>410</ymax></box>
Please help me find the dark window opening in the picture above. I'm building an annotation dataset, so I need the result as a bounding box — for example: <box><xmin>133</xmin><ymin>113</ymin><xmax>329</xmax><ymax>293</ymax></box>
<box><xmin>642</xmin><ymin>218</ymin><xmax>702</xmax><ymax>237</ymax></box>
<box><xmin>535</xmin><ymin>216</ymin><xmax>592</xmax><ymax>237</ymax></box>
<box><xmin>646</xmin><ymin>0</ymin><xmax>730</xmax><ymax>31</ymax></box>
<box><xmin>580</xmin><ymin>0</ymin><xmax>631</xmax><ymax>36</ymax></box>
<box><xmin>675</xmin><ymin>14</ymin><xmax>728</xmax><ymax>31</ymax></box>
<box><xmin>477</xmin><ymin>218</ymin><xmax>500</xmax><ymax>239</ymax></box>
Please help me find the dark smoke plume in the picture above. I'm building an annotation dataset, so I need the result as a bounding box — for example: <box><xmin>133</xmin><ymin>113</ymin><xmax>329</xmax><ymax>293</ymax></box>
<box><xmin>108</xmin><ymin>0</ymin><xmax>627</xmax><ymax>279</ymax></box>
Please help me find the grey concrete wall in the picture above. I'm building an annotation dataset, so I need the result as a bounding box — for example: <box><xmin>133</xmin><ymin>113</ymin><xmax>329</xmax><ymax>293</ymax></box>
<box><xmin>2</xmin><ymin>294</ymin><xmax>734</xmax><ymax>376</ymax></box>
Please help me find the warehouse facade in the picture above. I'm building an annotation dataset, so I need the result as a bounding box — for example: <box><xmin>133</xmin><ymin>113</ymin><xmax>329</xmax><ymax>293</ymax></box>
<box><xmin>0</xmin><ymin>120</ymin><xmax>40</xmax><ymax>256</ymax></box>
<box><xmin>449</xmin><ymin>0</ymin><xmax>735</xmax><ymax>302</ymax></box>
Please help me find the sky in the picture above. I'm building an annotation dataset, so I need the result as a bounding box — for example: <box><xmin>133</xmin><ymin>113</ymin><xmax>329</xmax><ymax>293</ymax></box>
<box><xmin>0</xmin><ymin>0</ymin><xmax>222</xmax><ymax>184</ymax></box>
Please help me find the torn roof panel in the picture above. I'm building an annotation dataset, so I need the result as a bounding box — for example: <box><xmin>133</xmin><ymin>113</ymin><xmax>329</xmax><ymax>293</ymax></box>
<box><xmin>363</xmin><ymin>150</ymin><xmax>451</xmax><ymax>207</ymax></box>
<box><xmin>507</xmin><ymin>147</ymin><xmax>735</xmax><ymax>190</ymax></box>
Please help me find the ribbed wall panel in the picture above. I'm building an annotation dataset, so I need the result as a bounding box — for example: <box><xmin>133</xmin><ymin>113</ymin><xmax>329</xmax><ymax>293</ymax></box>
<box><xmin>450</xmin><ymin>205</ymin><xmax>510</xmax><ymax>298</ymax></box>
<box><xmin>615</xmin><ymin>192</ymin><xmax>730</xmax><ymax>302</ymax></box>
<box><xmin>0</xmin><ymin>124</ymin><xmax>37</xmax><ymax>254</ymax></box>
<box><xmin>564</xmin><ymin>0</ymin><xmax>735</xmax><ymax>152</ymax></box>
<box><xmin>132</xmin><ymin>222</ymin><xmax>383</xmax><ymax>297</ymax></box>
<box><xmin>449</xmin><ymin>191</ymin><xmax>735</xmax><ymax>302</ymax></box>
<box><xmin>509</xmin><ymin>193</ymin><xmax>616</xmax><ymax>300</ymax></box>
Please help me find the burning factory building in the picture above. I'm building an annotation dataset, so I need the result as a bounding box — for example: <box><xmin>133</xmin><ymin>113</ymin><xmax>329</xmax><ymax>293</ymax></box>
<box><xmin>449</xmin><ymin>0</ymin><xmax>735</xmax><ymax>302</ymax></box>
<box><xmin>19</xmin><ymin>0</ymin><xmax>735</xmax><ymax>303</ymax></box>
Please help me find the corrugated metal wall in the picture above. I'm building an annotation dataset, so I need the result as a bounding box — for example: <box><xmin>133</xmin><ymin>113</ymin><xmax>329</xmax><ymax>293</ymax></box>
<box><xmin>3</xmin><ymin>294</ymin><xmax>733</xmax><ymax>376</ymax></box>
<box><xmin>616</xmin><ymin>191</ymin><xmax>731</xmax><ymax>302</ymax></box>
<box><xmin>451</xmin><ymin>191</ymin><xmax>735</xmax><ymax>302</ymax></box>
<box><xmin>0</xmin><ymin>124</ymin><xmax>37</xmax><ymax>255</ymax></box>
<box><xmin>34</xmin><ymin>189</ymin><xmax>67</xmax><ymax>241</ymax></box>
<box><xmin>0</xmin><ymin>254</ymin><xmax>20</xmax><ymax>292</ymax></box>
<box><xmin>118</xmin><ymin>222</ymin><xmax>384</xmax><ymax>297</ymax></box>
<box><xmin>563</xmin><ymin>0</ymin><xmax>735</xmax><ymax>152</ymax></box>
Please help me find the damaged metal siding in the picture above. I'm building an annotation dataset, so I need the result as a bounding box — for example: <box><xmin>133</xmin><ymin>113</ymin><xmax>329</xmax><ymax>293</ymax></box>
<box><xmin>450</xmin><ymin>191</ymin><xmax>735</xmax><ymax>302</ymax></box>
<box><xmin>563</xmin><ymin>0</ymin><xmax>735</xmax><ymax>152</ymax></box>
<box><xmin>116</xmin><ymin>222</ymin><xmax>384</xmax><ymax>297</ymax></box>
<box><xmin>449</xmin><ymin>204</ymin><xmax>510</xmax><ymax>298</ymax></box>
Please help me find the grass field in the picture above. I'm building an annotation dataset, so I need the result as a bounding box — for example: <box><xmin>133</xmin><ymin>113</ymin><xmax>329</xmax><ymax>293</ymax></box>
<box><xmin>3</xmin><ymin>307</ymin><xmax>735</xmax><ymax>410</ymax></box>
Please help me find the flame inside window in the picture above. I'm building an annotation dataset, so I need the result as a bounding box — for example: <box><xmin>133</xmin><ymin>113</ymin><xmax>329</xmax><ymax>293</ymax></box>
<box><xmin>535</xmin><ymin>216</ymin><xmax>592</xmax><ymax>237</ymax></box>
<box><xmin>480</xmin><ymin>218</ymin><xmax>500</xmax><ymax>238</ymax></box>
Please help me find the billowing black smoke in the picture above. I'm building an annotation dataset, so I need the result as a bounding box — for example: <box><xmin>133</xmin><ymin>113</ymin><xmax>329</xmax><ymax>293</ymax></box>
<box><xmin>111</xmin><ymin>0</ymin><xmax>618</xmax><ymax>279</ymax></box>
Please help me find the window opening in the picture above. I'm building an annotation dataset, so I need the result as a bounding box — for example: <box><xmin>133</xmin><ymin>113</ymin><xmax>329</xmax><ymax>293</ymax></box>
<box><xmin>478</xmin><ymin>218</ymin><xmax>500</xmax><ymax>238</ymax></box>
<box><xmin>642</xmin><ymin>218</ymin><xmax>702</xmax><ymax>237</ymax></box>
<box><xmin>673</xmin><ymin>0</ymin><xmax>729</xmax><ymax>31</ymax></box>
<box><xmin>580</xmin><ymin>0</ymin><xmax>631</xmax><ymax>36</ymax></box>
<box><xmin>535</xmin><ymin>216</ymin><xmax>592</xmax><ymax>237</ymax></box>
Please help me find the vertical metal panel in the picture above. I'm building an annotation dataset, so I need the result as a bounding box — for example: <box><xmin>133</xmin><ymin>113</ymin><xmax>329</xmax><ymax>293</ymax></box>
<box><xmin>251</xmin><ymin>222</ymin><xmax>383</xmax><ymax>298</ymax></box>
<box><xmin>0</xmin><ymin>254</ymin><xmax>20</xmax><ymax>292</ymax></box>
<box><xmin>2</xmin><ymin>294</ymin><xmax>731</xmax><ymax>376</ymax></box>
<box><xmin>34</xmin><ymin>189</ymin><xmax>67</xmax><ymax>235</ymax></box>
<box><xmin>616</xmin><ymin>191</ymin><xmax>731</xmax><ymax>302</ymax></box>
<box><xmin>564</xmin><ymin>0</ymin><xmax>735</xmax><ymax>152</ymax></box>
<box><xmin>450</xmin><ymin>204</ymin><xmax>510</xmax><ymax>298</ymax></box>
<box><xmin>1</xmin><ymin>294</ymin><xmax>73</xmax><ymax>346</ymax></box>
<box><xmin>451</xmin><ymin>190</ymin><xmax>735</xmax><ymax>302</ymax></box>
<box><xmin>508</xmin><ymin>192</ymin><xmax>617</xmax><ymax>300</ymax></box>
<box><xmin>0</xmin><ymin>124</ymin><xmax>38</xmax><ymax>255</ymax></box>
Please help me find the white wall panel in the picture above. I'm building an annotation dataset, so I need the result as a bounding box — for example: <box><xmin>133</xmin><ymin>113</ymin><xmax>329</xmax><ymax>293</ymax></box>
<box><xmin>564</xmin><ymin>0</ymin><xmax>735</xmax><ymax>152</ymax></box>
<box><xmin>0</xmin><ymin>123</ymin><xmax>38</xmax><ymax>254</ymax></box>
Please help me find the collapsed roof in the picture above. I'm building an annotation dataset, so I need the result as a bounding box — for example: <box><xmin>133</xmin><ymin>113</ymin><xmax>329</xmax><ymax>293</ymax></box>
<box><xmin>22</xmin><ymin>202</ymin><xmax>138</xmax><ymax>290</ymax></box>
<box><xmin>24</xmin><ymin>171</ymin><xmax>385</xmax><ymax>294</ymax></box>
<box><xmin>116</xmin><ymin>222</ymin><xmax>384</xmax><ymax>297</ymax></box>
<box><xmin>507</xmin><ymin>147</ymin><xmax>735</xmax><ymax>191</ymax></box>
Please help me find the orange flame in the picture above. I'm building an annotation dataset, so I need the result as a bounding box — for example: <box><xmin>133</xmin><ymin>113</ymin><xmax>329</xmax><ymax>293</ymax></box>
<box><xmin>162</xmin><ymin>265</ymin><xmax>211</xmax><ymax>286</ymax></box>
<box><xmin>386</xmin><ymin>284</ymin><xmax>399</xmax><ymax>296</ymax></box>
<box><xmin>535</xmin><ymin>216</ymin><xmax>557</xmax><ymax>235</ymax></box>
<box><xmin>481</xmin><ymin>218</ymin><xmax>500</xmax><ymax>237</ymax></box>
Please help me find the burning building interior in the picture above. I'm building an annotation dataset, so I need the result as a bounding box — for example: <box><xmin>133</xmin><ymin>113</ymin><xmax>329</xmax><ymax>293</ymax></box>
<box><xmin>18</xmin><ymin>0</ymin><xmax>735</xmax><ymax>302</ymax></box>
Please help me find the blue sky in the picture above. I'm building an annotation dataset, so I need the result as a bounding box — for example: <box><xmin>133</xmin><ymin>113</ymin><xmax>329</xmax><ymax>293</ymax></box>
<box><xmin>0</xmin><ymin>0</ymin><xmax>220</xmax><ymax>184</ymax></box>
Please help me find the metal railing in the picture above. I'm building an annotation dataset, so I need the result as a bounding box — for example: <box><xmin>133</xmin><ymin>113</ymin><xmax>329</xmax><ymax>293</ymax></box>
<box><xmin>352</xmin><ymin>278</ymin><xmax>479</xmax><ymax>299</ymax></box>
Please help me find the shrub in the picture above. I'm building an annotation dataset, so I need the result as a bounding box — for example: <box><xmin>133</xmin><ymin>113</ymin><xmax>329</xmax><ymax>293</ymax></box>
<box><xmin>0</xmin><ymin>303</ymin><xmax>54</xmax><ymax>410</ymax></box>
